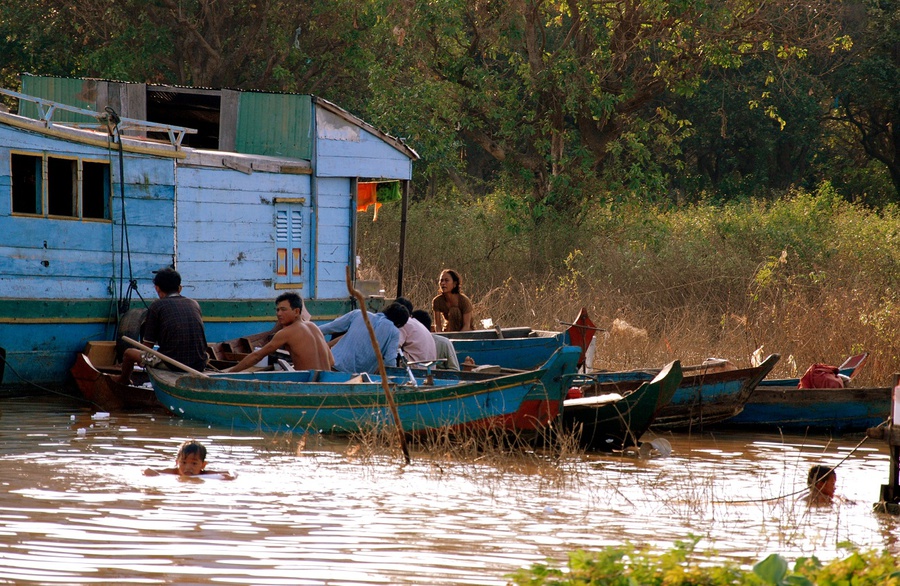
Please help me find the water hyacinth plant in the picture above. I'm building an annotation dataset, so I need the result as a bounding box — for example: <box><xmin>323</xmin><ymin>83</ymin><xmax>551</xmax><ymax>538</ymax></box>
<box><xmin>506</xmin><ymin>538</ymin><xmax>900</xmax><ymax>585</ymax></box>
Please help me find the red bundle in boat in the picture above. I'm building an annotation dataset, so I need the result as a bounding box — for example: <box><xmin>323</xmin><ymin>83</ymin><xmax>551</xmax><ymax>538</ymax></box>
<box><xmin>798</xmin><ymin>364</ymin><xmax>844</xmax><ymax>389</ymax></box>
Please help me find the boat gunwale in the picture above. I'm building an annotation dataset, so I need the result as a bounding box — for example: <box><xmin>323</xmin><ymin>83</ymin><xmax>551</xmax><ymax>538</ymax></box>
<box><xmin>148</xmin><ymin>367</ymin><xmax>547</xmax><ymax>410</ymax></box>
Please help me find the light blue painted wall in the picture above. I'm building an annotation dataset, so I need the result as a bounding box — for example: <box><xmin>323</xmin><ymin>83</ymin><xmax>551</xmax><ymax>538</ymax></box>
<box><xmin>314</xmin><ymin>108</ymin><xmax>413</xmax><ymax>180</ymax></box>
<box><xmin>175</xmin><ymin>164</ymin><xmax>313</xmax><ymax>300</ymax></box>
<box><xmin>315</xmin><ymin>176</ymin><xmax>352</xmax><ymax>298</ymax></box>
<box><xmin>0</xmin><ymin>125</ymin><xmax>177</xmax><ymax>300</ymax></box>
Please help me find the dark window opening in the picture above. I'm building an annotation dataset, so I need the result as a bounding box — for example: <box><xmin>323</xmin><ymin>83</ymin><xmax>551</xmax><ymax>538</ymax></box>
<box><xmin>147</xmin><ymin>90</ymin><xmax>221</xmax><ymax>149</ymax></box>
<box><xmin>11</xmin><ymin>153</ymin><xmax>42</xmax><ymax>214</ymax></box>
<box><xmin>47</xmin><ymin>157</ymin><xmax>76</xmax><ymax>217</ymax></box>
<box><xmin>82</xmin><ymin>162</ymin><xmax>110</xmax><ymax>219</ymax></box>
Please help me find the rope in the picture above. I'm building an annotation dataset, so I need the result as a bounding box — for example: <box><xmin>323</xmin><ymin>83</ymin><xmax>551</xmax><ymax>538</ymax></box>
<box><xmin>103</xmin><ymin>107</ymin><xmax>149</xmax><ymax>343</ymax></box>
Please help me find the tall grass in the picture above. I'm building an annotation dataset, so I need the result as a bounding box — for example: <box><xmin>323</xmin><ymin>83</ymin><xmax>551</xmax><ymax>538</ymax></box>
<box><xmin>359</xmin><ymin>184</ymin><xmax>900</xmax><ymax>385</ymax></box>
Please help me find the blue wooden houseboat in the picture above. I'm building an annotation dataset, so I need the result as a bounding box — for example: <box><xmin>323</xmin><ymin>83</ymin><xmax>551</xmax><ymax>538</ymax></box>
<box><xmin>0</xmin><ymin>74</ymin><xmax>418</xmax><ymax>388</ymax></box>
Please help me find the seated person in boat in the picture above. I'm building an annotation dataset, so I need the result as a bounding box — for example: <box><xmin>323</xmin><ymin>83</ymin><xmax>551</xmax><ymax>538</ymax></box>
<box><xmin>805</xmin><ymin>464</ymin><xmax>837</xmax><ymax>506</ymax></box>
<box><xmin>118</xmin><ymin>267</ymin><xmax>208</xmax><ymax>384</ymax></box>
<box><xmin>432</xmin><ymin>269</ymin><xmax>475</xmax><ymax>332</ymax></box>
<box><xmin>395</xmin><ymin>297</ymin><xmax>437</xmax><ymax>363</ymax></box>
<box><xmin>225</xmin><ymin>292</ymin><xmax>334</xmax><ymax>373</ymax></box>
<box><xmin>319</xmin><ymin>303</ymin><xmax>409</xmax><ymax>373</ymax></box>
<box><xmin>412</xmin><ymin>309</ymin><xmax>459</xmax><ymax>370</ymax></box>
<box><xmin>144</xmin><ymin>439</ymin><xmax>235</xmax><ymax>480</ymax></box>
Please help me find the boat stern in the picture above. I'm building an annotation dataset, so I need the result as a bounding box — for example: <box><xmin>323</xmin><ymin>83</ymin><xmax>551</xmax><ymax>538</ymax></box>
<box><xmin>507</xmin><ymin>346</ymin><xmax>582</xmax><ymax>431</ymax></box>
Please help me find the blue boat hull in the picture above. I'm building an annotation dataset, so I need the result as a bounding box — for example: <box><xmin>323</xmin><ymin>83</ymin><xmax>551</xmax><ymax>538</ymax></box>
<box><xmin>586</xmin><ymin>354</ymin><xmax>781</xmax><ymax>429</ymax></box>
<box><xmin>721</xmin><ymin>385</ymin><xmax>892</xmax><ymax>433</ymax></box>
<box><xmin>440</xmin><ymin>329</ymin><xmax>569</xmax><ymax>371</ymax></box>
<box><xmin>149</xmin><ymin>347</ymin><xmax>581</xmax><ymax>434</ymax></box>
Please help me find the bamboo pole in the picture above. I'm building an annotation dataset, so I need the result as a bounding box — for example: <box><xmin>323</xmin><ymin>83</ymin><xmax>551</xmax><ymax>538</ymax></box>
<box><xmin>346</xmin><ymin>267</ymin><xmax>410</xmax><ymax>465</ymax></box>
<box><xmin>121</xmin><ymin>336</ymin><xmax>209</xmax><ymax>377</ymax></box>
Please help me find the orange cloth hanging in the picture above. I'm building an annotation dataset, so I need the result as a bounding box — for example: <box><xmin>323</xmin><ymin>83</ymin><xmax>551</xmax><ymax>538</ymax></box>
<box><xmin>357</xmin><ymin>183</ymin><xmax>382</xmax><ymax>219</ymax></box>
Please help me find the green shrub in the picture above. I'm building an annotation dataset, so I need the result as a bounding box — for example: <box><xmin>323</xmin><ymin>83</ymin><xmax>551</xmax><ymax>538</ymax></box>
<box><xmin>506</xmin><ymin>540</ymin><xmax>900</xmax><ymax>585</ymax></box>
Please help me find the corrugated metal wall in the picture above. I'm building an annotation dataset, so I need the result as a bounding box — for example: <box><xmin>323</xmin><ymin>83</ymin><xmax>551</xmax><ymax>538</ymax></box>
<box><xmin>19</xmin><ymin>76</ymin><xmax>315</xmax><ymax>161</ymax></box>
<box><xmin>20</xmin><ymin>75</ymin><xmax>98</xmax><ymax>124</ymax></box>
<box><xmin>235</xmin><ymin>92</ymin><xmax>312</xmax><ymax>160</ymax></box>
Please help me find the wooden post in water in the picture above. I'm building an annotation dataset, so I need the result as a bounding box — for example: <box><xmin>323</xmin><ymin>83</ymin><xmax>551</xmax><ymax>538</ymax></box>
<box><xmin>870</xmin><ymin>373</ymin><xmax>900</xmax><ymax>514</ymax></box>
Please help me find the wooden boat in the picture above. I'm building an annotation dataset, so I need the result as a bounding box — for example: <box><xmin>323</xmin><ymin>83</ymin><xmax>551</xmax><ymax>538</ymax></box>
<box><xmin>719</xmin><ymin>385</ymin><xmax>892</xmax><ymax>433</ymax></box>
<box><xmin>438</xmin><ymin>308</ymin><xmax>596</xmax><ymax>371</ymax></box>
<box><xmin>562</xmin><ymin>360</ymin><xmax>682</xmax><ymax>451</ymax></box>
<box><xmin>586</xmin><ymin>354</ymin><xmax>781</xmax><ymax>430</ymax></box>
<box><xmin>70</xmin><ymin>342</ymin><xmax>158</xmax><ymax>410</ymax></box>
<box><xmin>720</xmin><ymin>376</ymin><xmax>895</xmax><ymax>434</ymax></box>
<box><xmin>205</xmin><ymin>329</ymin><xmax>279</xmax><ymax>363</ymax></box>
<box><xmin>147</xmin><ymin>346</ymin><xmax>582</xmax><ymax>434</ymax></box>
<box><xmin>71</xmin><ymin>331</ymin><xmax>274</xmax><ymax>411</ymax></box>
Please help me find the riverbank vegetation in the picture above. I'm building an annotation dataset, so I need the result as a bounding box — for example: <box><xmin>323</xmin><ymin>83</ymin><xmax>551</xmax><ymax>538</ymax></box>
<box><xmin>360</xmin><ymin>184</ymin><xmax>900</xmax><ymax>386</ymax></box>
<box><xmin>507</xmin><ymin>539</ymin><xmax>900</xmax><ymax>585</ymax></box>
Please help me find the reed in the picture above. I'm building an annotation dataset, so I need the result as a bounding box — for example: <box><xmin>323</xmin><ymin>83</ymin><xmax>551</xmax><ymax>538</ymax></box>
<box><xmin>359</xmin><ymin>185</ymin><xmax>900</xmax><ymax>386</ymax></box>
<box><xmin>294</xmin><ymin>411</ymin><xmax>595</xmax><ymax>489</ymax></box>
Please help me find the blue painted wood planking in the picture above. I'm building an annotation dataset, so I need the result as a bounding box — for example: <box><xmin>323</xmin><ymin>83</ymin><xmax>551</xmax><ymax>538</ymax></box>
<box><xmin>114</xmin><ymin>155</ymin><xmax>176</xmax><ymax>186</ymax></box>
<box><xmin>0</xmin><ymin>322</ymin><xmax>112</xmax><ymax>384</ymax></box>
<box><xmin>317</xmin><ymin>209</ymin><xmax>351</xmax><ymax>236</ymax></box>
<box><xmin>0</xmin><ymin>127</ymin><xmax>105</xmax><ymax>156</ymax></box>
<box><xmin>1</xmin><ymin>219</ymin><xmax>114</xmax><ymax>249</ymax></box>
<box><xmin>176</xmin><ymin>277</ymin><xmax>282</xmax><ymax>300</ymax></box>
<box><xmin>1</xmin><ymin>252</ymin><xmax>171</xmax><ymax>296</ymax></box>
<box><xmin>315</xmin><ymin>264</ymin><xmax>352</xmax><ymax>298</ymax></box>
<box><xmin>176</xmin><ymin>200</ymin><xmax>275</xmax><ymax>226</ymax></box>
<box><xmin>314</xmin><ymin>112</ymin><xmax>413</xmax><ymax>180</ymax></box>
<box><xmin>316</xmin><ymin>176</ymin><xmax>351</xmax><ymax>197</ymax></box>
<box><xmin>177</xmin><ymin>166</ymin><xmax>311</xmax><ymax>196</ymax></box>
<box><xmin>177</xmin><ymin>221</ymin><xmax>275</xmax><ymax>243</ymax></box>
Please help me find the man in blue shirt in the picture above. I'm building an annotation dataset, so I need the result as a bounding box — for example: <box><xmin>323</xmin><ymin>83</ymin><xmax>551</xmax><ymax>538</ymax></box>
<box><xmin>319</xmin><ymin>303</ymin><xmax>409</xmax><ymax>373</ymax></box>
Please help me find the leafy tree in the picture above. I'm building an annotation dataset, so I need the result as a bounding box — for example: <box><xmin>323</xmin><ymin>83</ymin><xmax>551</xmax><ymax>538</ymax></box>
<box><xmin>0</xmin><ymin>1</ymin><xmax>85</xmax><ymax>89</ymax></box>
<box><xmin>824</xmin><ymin>0</ymin><xmax>900</xmax><ymax>200</ymax></box>
<box><xmin>366</xmin><ymin>0</ymin><xmax>849</xmax><ymax>224</ymax></box>
<box><xmin>667</xmin><ymin>58</ymin><xmax>827</xmax><ymax>201</ymax></box>
<box><xmin>0</xmin><ymin>0</ymin><xmax>374</xmax><ymax>107</ymax></box>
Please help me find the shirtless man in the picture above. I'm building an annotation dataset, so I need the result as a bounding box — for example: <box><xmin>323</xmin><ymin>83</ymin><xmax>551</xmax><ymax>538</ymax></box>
<box><xmin>226</xmin><ymin>292</ymin><xmax>334</xmax><ymax>372</ymax></box>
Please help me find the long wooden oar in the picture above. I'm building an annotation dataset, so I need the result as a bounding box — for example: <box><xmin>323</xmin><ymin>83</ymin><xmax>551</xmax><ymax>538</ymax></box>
<box><xmin>121</xmin><ymin>336</ymin><xmax>209</xmax><ymax>377</ymax></box>
<box><xmin>345</xmin><ymin>267</ymin><xmax>410</xmax><ymax>465</ymax></box>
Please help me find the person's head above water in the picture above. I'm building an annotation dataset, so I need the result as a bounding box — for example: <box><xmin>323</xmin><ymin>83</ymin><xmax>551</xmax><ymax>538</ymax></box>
<box><xmin>175</xmin><ymin>439</ymin><xmax>207</xmax><ymax>476</ymax></box>
<box><xmin>807</xmin><ymin>464</ymin><xmax>836</xmax><ymax>501</ymax></box>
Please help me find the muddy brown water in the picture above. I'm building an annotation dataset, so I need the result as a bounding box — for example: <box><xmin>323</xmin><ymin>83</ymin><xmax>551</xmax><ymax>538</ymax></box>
<box><xmin>1</xmin><ymin>394</ymin><xmax>898</xmax><ymax>585</ymax></box>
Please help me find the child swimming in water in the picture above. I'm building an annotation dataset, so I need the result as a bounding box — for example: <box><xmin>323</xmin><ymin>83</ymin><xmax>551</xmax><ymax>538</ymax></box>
<box><xmin>144</xmin><ymin>439</ymin><xmax>235</xmax><ymax>480</ymax></box>
<box><xmin>805</xmin><ymin>464</ymin><xmax>837</xmax><ymax>506</ymax></box>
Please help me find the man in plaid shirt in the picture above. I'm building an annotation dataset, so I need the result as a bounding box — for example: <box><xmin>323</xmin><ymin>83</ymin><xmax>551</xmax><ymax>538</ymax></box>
<box><xmin>117</xmin><ymin>267</ymin><xmax>208</xmax><ymax>384</ymax></box>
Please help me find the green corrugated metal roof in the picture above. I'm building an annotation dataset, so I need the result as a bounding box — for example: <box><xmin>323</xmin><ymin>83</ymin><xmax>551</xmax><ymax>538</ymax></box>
<box><xmin>20</xmin><ymin>75</ymin><xmax>98</xmax><ymax>124</ymax></box>
<box><xmin>236</xmin><ymin>92</ymin><xmax>312</xmax><ymax>160</ymax></box>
